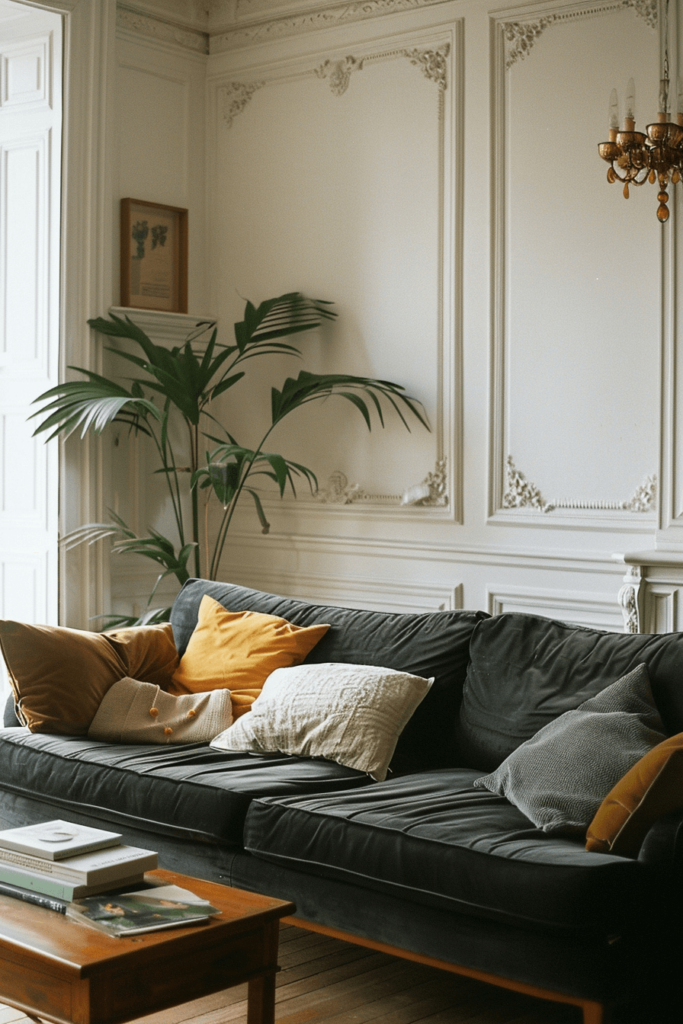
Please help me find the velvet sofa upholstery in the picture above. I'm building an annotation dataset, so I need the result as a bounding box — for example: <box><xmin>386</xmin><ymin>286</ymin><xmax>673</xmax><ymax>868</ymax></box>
<box><xmin>2</xmin><ymin>579</ymin><xmax>683</xmax><ymax>1023</ymax></box>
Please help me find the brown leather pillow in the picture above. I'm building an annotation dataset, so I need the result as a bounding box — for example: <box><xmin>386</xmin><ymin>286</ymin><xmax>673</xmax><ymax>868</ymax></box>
<box><xmin>586</xmin><ymin>732</ymin><xmax>683</xmax><ymax>857</ymax></box>
<box><xmin>0</xmin><ymin>621</ymin><xmax>178</xmax><ymax>735</ymax></box>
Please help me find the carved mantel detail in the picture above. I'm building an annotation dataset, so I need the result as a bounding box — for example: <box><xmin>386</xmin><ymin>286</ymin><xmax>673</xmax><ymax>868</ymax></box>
<box><xmin>219</xmin><ymin>81</ymin><xmax>265</xmax><ymax>128</ymax></box>
<box><xmin>314</xmin><ymin>56</ymin><xmax>364</xmax><ymax>96</ymax></box>
<box><xmin>618</xmin><ymin>566</ymin><xmax>642</xmax><ymax>634</ymax></box>
<box><xmin>503</xmin><ymin>456</ymin><xmax>657</xmax><ymax>514</ymax></box>
<box><xmin>401</xmin><ymin>44</ymin><xmax>449</xmax><ymax>90</ymax></box>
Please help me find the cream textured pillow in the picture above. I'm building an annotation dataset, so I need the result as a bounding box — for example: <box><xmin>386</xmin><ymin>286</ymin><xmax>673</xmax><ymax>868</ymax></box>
<box><xmin>88</xmin><ymin>677</ymin><xmax>232</xmax><ymax>745</ymax></box>
<box><xmin>210</xmin><ymin>663</ymin><xmax>433</xmax><ymax>781</ymax></box>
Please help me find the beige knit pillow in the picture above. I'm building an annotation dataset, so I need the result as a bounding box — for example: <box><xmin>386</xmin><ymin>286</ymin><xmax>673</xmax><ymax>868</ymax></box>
<box><xmin>88</xmin><ymin>677</ymin><xmax>232</xmax><ymax>745</ymax></box>
<box><xmin>210</xmin><ymin>663</ymin><xmax>433</xmax><ymax>781</ymax></box>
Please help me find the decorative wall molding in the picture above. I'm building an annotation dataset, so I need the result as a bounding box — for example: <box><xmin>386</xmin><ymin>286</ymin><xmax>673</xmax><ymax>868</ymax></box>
<box><xmin>502</xmin><ymin>0</ymin><xmax>656</xmax><ymax>68</ymax></box>
<box><xmin>315</xmin><ymin>471</ymin><xmax>366</xmax><ymax>504</ymax></box>
<box><xmin>401</xmin><ymin>459</ymin><xmax>448</xmax><ymax>506</ymax></box>
<box><xmin>502</xmin><ymin>456</ymin><xmax>657</xmax><ymax>514</ymax></box>
<box><xmin>487</xmin><ymin>585</ymin><xmax>624</xmax><ymax>631</ymax></box>
<box><xmin>503</xmin><ymin>17</ymin><xmax>556</xmax><ymax>69</ymax></box>
<box><xmin>314</xmin><ymin>55</ymin><xmax>363</xmax><ymax>96</ymax></box>
<box><xmin>211</xmin><ymin>27</ymin><xmax>461</xmax><ymax>519</ymax></box>
<box><xmin>210</xmin><ymin>0</ymin><xmax>451</xmax><ymax>52</ymax></box>
<box><xmin>489</xmin><ymin>2</ymin><xmax>658</xmax><ymax>531</ymax></box>
<box><xmin>312</xmin><ymin>459</ymin><xmax>447</xmax><ymax>508</ymax></box>
<box><xmin>219</xmin><ymin>79</ymin><xmax>265</xmax><ymax>126</ymax></box>
<box><xmin>116</xmin><ymin>5</ymin><xmax>209</xmax><ymax>53</ymax></box>
<box><xmin>402</xmin><ymin>43</ymin><xmax>449</xmax><ymax>89</ymax></box>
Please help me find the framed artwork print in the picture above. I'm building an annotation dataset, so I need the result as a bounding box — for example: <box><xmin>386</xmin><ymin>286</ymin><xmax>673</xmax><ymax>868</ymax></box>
<box><xmin>120</xmin><ymin>199</ymin><xmax>188</xmax><ymax>313</ymax></box>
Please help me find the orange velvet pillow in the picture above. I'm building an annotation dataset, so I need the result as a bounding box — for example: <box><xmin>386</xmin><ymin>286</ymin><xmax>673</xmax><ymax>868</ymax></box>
<box><xmin>586</xmin><ymin>732</ymin><xmax>683</xmax><ymax>857</ymax></box>
<box><xmin>169</xmin><ymin>595</ymin><xmax>330</xmax><ymax>718</ymax></box>
<box><xmin>0</xmin><ymin>621</ymin><xmax>178</xmax><ymax>736</ymax></box>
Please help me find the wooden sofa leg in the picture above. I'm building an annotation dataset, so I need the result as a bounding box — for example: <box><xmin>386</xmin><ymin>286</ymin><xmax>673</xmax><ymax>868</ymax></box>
<box><xmin>583</xmin><ymin>1001</ymin><xmax>607</xmax><ymax>1024</ymax></box>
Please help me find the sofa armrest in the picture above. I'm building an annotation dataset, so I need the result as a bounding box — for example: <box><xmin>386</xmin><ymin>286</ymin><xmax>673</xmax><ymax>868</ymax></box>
<box><xmin>3</xmin><ymin>692</ymin><xmax>20</xmax><ymax>728</ymax></box>
<box><xmin>638</xmin><ymin>809</ymin><xmax>683</xmax><ymax>870</ymax></box>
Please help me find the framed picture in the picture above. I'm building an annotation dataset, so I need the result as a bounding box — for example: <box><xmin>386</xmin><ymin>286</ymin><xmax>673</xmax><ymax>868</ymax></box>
<box><xmin>120</xmin><ymin>199</ymin><xmax>188</xmax><ymax>313</ymax></box>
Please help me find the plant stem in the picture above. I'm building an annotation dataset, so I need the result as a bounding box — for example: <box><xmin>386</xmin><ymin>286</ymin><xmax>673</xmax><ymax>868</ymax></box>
<box><xmin>209</xmin><ymin>425</ymin><xmax>275</xmax><ymax>580</ymax></box>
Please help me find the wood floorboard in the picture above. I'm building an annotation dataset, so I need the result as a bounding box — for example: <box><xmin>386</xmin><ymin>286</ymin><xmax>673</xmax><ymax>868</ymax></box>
<box><xmin>0</xmin><ymin>921</ymin><xmax>667</xmax><ymax>1024</ymax></box>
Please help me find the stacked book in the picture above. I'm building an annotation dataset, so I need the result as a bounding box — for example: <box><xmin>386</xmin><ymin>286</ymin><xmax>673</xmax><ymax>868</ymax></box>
<box><xmin>0</xmin><ymin>820</ymin><xmax>158</xmax><ymax>912</ymax></box>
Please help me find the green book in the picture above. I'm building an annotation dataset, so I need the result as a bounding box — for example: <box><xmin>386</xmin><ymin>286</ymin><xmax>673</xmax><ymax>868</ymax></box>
<box><xmin>0</xmin><ymin>862</ymin><xmax>145</xmax><ymax>901</ymax></box>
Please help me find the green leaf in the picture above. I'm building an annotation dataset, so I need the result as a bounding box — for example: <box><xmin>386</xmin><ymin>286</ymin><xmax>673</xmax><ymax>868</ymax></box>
<box><xmin>245</xmin><ymin>488</ymin><xmax>271</xmax><ymax>534</ymax></box>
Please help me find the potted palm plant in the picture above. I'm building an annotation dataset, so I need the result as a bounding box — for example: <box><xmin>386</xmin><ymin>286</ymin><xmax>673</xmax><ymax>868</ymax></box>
<box><xmin>31</xmin><ymin>293</ymin><xmax>428</xmax><ymax>624</ymax></box>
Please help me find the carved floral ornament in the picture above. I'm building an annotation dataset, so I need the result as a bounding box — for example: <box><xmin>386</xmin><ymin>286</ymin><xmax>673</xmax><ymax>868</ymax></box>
<box><xmin>220</xmin><ymin>43</ymin><xmax>448</xmax><ymax>126</ymax></box>
<box><xmin>314</xmin><ymin>56</ymin><xmax>364</xmax><ymax>96</ymax></box>
<box><xmin>219</xmin><ymin>80</ymin><xmax>265</xmax><ymax>128</ymax></box>
<box><xmin>502</xmin><ymin>0</ymin><xmax>657</xmax><ymax>70</ymax></box>
<box><xmin>315</xmin><ymin>44</ymin><xmax>449</xmax><ymax>97</ymax></box>
<box><xmin>502</xmin><ymin>456</ymin><xmax>656</xmax><ymax>514</ymax></box>
<box><xmin>314</xmin><ymin>459</ymin><xmax>448</xmax><ymax>508</ymax></box>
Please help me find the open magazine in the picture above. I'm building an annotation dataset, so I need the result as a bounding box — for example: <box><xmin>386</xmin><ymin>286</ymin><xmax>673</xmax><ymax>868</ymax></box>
<box><xmin>66</xmin><ymin>884</ymin><xmax>220</xmax><ymax>937</ymax></box>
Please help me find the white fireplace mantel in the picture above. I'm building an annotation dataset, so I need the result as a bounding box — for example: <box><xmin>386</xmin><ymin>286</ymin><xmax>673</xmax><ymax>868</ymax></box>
<box><xmin>613</xmin><ymin>550</ymin><xmax>683</xmax><ymax>634</ymax></box>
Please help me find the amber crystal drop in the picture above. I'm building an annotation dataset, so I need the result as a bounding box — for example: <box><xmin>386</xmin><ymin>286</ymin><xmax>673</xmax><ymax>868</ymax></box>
<box><xmin>658</xmin><ymin>191</ymin><xmax>668</xmax><ymax>202</ymax></box>
<box><xmin>673</xmin><ymin>170</ymin><xmax>681</xmax><ymax>184</ymax></box>
<box><xmin>658</xmin><ymin>202</ymin><xmax>670</xmax><ymax>223</ymax></box>
<box><xmin>623</xmin><ymin>182</ymin><xmax>630</xmax><ymax>198</ymax></box>
<box><xmin>649</xmin><ymin>169</ymin><xmax>657</xmax><ymax>184</ymax></box>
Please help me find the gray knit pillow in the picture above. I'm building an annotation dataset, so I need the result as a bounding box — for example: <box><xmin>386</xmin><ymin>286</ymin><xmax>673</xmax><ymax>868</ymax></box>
<box><xmin>473</xmin><ymin>664</ymin><xmax>666</xmax><ymax>835</ymax></box>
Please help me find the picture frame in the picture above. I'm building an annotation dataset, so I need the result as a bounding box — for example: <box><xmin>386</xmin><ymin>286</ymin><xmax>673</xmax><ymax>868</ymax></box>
<box><xmin>120</xmin><ymin>199</ymin><xmax>188</xmax><ymax>313</ymax></box>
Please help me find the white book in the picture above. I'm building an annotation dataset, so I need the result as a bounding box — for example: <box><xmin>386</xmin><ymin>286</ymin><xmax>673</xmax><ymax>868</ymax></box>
<box><xmin>0</xmin><ymin>844</ymin><xmax>158</xmax><ymax>885</ymax></box>
<box><xmin>0</xmin><ymin>820</ymin><xmax>121</xmax><ymax>861</ymax></box>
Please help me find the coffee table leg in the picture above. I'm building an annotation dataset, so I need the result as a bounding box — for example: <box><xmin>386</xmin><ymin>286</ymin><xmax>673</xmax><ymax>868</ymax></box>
<box><xmin>247</xmin><ymin>972</ymin><xmax>276</xmax><ymax>1024</ymax></box>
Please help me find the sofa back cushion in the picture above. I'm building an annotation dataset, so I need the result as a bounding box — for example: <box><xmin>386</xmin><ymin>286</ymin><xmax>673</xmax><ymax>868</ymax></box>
<box><xmin>455</xmin><ymin>613</ymin><xmax>683</xmax><ymax>771</ymax></box>
<box><xmin>170</xmin><ymin>579</ymin><xmax>488</xmax><ymax>772</ymax></box>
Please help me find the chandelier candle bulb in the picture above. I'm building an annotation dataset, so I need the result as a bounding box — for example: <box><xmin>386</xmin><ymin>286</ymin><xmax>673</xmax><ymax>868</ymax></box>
<box><xmin>625</xmin><ymin>78</ymin><xmax>635</xmax><ymax>131</ymax></box>
<box><xmin>609</xmin><ymin>88</ymin><xmax>619</xmax><ymax>141</ymax></box>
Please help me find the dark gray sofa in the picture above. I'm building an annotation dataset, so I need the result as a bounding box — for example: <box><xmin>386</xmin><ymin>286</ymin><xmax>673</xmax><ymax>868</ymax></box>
<box><xmin>2</xmin><ymin>578</ymin><xmax>683</xmax><ymax>1024</ymax></box>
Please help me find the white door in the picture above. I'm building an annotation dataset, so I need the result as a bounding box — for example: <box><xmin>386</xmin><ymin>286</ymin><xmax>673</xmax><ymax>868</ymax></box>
<box><xmin>0</xmin><ymin>1</ymin><xmax>61</xmax><ymax>705</ymax></box>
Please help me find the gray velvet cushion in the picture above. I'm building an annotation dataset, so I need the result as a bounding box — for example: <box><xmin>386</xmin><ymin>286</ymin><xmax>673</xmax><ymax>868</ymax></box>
<box><xmin>473</xmin><ymin>664</ymin><xmax>666</xmax><ymax>834</ymax></box>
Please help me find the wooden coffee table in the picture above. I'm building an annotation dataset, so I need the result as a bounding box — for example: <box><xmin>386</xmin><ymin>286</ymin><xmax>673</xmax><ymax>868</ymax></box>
<box><xmin>0</xmin><ymin>868</ymin><xmax>294</xmax><ymax>1024</ymax></box>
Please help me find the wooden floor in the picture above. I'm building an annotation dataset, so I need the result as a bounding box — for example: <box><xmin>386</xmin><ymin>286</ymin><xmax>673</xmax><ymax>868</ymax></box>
<box><xmin>0</xmin><ymin>923</ymin><xmax>666</xmax><ymax>1024</ymax></box>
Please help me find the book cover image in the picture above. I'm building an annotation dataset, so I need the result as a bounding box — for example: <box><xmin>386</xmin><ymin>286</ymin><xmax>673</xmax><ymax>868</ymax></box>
<box><xmin>67</xmin><ymin>891</ymin><xmax>219</xmax><ymax>937</ymax></box>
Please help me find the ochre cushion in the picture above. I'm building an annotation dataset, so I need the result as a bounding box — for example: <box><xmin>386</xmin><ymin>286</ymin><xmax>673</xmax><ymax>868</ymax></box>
<box><xmin>586</xmin><ymin>732</ymin><xmax>683</xmax><ymax>856</ymax></box>
<box><xmin>169</xmin><ymin>595</ymin><xmax>329</xmax><ymax>718</ymax></box>
<box><xmin>0</xmin><ymin>621</ymin><xmax>178</xmax><ymax>735</ymax></box>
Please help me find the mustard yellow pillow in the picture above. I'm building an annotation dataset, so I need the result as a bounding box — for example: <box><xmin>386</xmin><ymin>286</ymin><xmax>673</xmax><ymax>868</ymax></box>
<box><xmin>169</xmin><ymin>595</ymin><xmax>330</xmax><ymax>718</ymax></box>
<box><xmin>586</xmin><ymin>732</ymin><xmax>683</xmax><ymax>856</ymax></box>
<box><xmin>0</xmin><ymin>621</ymin><xmax>178</xmax><ymax>735</ymax></box>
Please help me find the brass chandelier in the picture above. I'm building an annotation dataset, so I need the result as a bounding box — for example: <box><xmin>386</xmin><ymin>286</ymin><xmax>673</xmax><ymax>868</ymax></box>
<box><xmin>598</xmin><ymin>0</ymin><xmax>680</xmax><ymax>223</ymax></box>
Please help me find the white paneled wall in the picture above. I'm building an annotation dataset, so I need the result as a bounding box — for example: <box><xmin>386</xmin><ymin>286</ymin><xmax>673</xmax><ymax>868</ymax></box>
<box><xmin>106</xmin><ymin>0</ymin><xmax>669</xmax><ymax>633</ymax></box>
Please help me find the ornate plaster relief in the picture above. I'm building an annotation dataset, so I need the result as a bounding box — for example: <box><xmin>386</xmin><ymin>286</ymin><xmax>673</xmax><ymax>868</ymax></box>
<box><xmin>503</xmin><ymin>456</ymin><xmax>657</xmax><ymax>515</ymax></box>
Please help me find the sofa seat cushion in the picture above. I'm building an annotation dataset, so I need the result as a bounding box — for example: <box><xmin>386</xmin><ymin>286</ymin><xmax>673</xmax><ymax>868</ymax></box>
<box><xmin>243</xmin><ymin>769</ymin><xmax>660</xmax><ymax>933</ymax></box>
<box><xmin>171</xmin><ymin>580</ymin><xmax>488</xmax><ymax>773</ymax></box>
<box><xmin>0</xmin><ymin>728</ymin><xmax>370</xmax><ymax>845</ymax></box>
